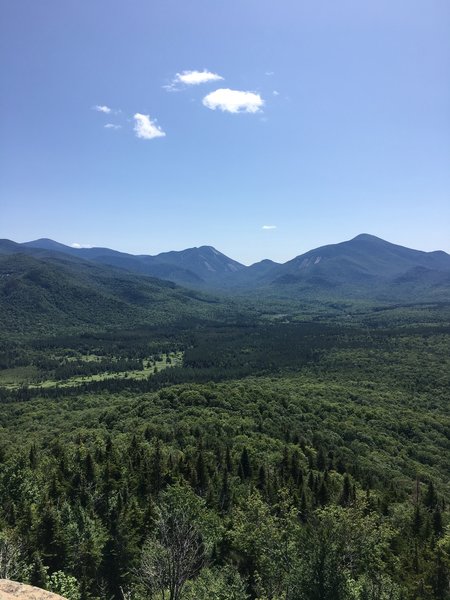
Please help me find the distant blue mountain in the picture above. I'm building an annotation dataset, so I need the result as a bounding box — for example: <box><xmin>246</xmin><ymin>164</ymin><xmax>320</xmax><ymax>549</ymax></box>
<box><xmin>5</xmin><ymin>233</ymin><xmax>450</xmax><ymax>301</ymax></box>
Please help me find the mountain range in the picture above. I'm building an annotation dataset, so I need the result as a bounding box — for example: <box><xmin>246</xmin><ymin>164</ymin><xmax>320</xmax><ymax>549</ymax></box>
<box><xmin>1</xmin><ymin>234</ymin><xmax>450</xmax><ymax>336</ymax></box>
<box><xmin>6</xmin><ymin>233</ymin><xmax>450</xmax><ymax>291</ymax></box>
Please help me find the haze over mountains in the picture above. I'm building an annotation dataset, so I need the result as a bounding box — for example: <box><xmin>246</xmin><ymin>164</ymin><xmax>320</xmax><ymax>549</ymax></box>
<box><xmin>1</xmin><ymin>233</ymin><xmax>450</xmax><ymax>336</ymax></box>
<box><xmin>6</xmin><ymin>233</ymin><xmax>450</xmax><ymax>292</ymax></box>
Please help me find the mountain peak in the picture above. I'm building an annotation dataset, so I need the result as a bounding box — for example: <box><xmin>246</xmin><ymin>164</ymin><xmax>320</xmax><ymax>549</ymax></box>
<box><xmin>351</xmin><ymin>233</ymin><xmax>385</xmax><ymax>243</ymax></box>
<box><xmin>24</xmin><ymin>238</ymin><xmax>72</xmax><ymax>250</ymax></box>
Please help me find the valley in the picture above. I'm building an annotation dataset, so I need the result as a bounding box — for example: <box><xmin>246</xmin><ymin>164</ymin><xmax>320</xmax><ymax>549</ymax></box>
<box><xmin>4</xmin><ymin>1</ymin><xmax>449</xmax><ymax>597</ymax></box>
<box><xmin>0</xmin><ymin>235</ymin><xmax>449</xmax><ymax>600</ymax></box>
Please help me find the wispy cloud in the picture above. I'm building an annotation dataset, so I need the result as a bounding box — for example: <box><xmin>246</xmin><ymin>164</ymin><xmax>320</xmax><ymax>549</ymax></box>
<box><xmin>93</xmin><ymin>105</ymin><xmax>121</xmax><ymax>115</ymax></box>
<box><xmin>178</xmin><ymin>70</ymin><xmax>223</xmax><ymax>85</ymax></box>
<box><xmin>165</xmin><ymin>69</ymin><xmax>224</xmax><ymax>91</ymax></box>
<box><xmin>272</xmin><ymin>90</ymin><xmax>279</xmax><ymax>96</ymax></box>
<box><xmin>133</xmin><ymin>113</ymin><xmax>166</xmax><ymax>140</ymax></box>
<box><xmin>71</xmin><ymin>243</ymin><xmax>92</xmax><ymax>248</ymax></box>
<box><xmin>203</xmin><ymin>89</ymin><xmax>264</xmax><ymax>113</ymax></box>
<box><xmin>262</xmin><ymin>225</ymin><xmax>277</xmax><ymax>230</ymax></box>
<box><xmin>104</xmin><ymin>123</ymin><xmax>122</xmax><ymax>130</ymax></box>
<box><xmin>93</xmin><ymin>105</ymin><xmax>112</xmax><ymax>113</ymax></box>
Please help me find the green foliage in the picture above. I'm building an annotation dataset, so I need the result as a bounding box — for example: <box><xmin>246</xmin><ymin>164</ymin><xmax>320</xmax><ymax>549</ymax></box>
<box><xmin>0</xmin><ymin>303</ymin><xmax>449</xmax><ymax>599</ymax></box>
<box><xmin>184</xmin><ymin>565</ymin><xmax>248</xmax><ymax>599</ymax></box>
<box><xmin>0</xmin><ymin>253</ymin><xmax>237</xmax><ymax>338</ymax></box>
<box><xmin>48</xmin><ymin>571</ymin><xmax>81</xmax><ymax>600</ymax></box>
<box><xmin>288</xmin><ymin>505</ymin><xmax>399</xmax><ymax>600</ymax></box>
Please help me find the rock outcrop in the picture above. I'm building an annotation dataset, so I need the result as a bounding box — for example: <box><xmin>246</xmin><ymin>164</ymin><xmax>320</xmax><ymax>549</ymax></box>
<box><xmin>0</xmin><ymin>581</ymin><xmax>66</xmax><ymax>600</ymax></box>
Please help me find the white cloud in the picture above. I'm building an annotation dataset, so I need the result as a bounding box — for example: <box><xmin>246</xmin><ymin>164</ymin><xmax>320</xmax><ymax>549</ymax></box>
<box><xmin>262</xmin><ymin>225</ymin><xmax>277</xmax><ymax>230</ymax></box>
<box><xmin>177</xmin><ymin>70</ymin><xmax>223</xmax><ymax>85</ymax></box>
<box><xmin>104</xmin><ymin>123</ymin><xmax>121</xmax><ymax>130</ymax></box>
<box><xmin>203</xmin><ymin>89</ymin><xmax>264</xmax><ymax>113</ymax></box>
<box><xmin>71</xmin><ymin>243</ymin><xmax>92</xmax><ymax>248</ymax></box>
<box><xmin>133</xmin><ymin>113</ymin><xmax>166</xmax><ymax>140</ymax></box>
<box><xmin>165</xmin><ymin>69</ymin><xmax>223</xmax><ymax>90</ymax></box>
<box><xmin>93</xmin><ymin>105</ymin><xmax>112</xmax><ymax>113</ymax></box>
<box><xmin>273</xmin><ymin>90</ymin><xmax>279</xmax><ymax>96</ymax></box>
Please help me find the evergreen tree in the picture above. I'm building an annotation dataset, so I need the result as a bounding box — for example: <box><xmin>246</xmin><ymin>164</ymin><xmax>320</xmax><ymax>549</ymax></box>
<box><xmin>433</xmin><ymin>506</ymin><xmax>443</xmax><ymax>536</ymax></box>
<box><xmin>29</xmin><ymin>552</ymin><xmax>48</xmax><ymax>588</ymax></box>
<box><xmin>430</xmin><ymin>547</ymin><xmax>449</xmax><ymax>599</ymax></box>
<box><xmin>29</xmin><ymin>444</ymin><xmax>38</xmax><ymax>470</ymax></box>
<box><xmin>225</xmin><ymin>447</ymin><xmax>232</xmax><ymax>473</ymax></box>
<box><xmin>36</xmin><ymin>503</ymin><xmax>65</xmax><ymax>572</ymax></box>
<box><xmin>412</xmin><ymin>505</ymin><xmax>423</xmax><ymax>537</ymax></box>
<box><xmin>424</xmin><ymin>481</ymin><xmax>438</xmax><ymax>510</ymax></box>
<box><xmin>150</xmin><ymin>440</ymin><xmax>164</xmax><ymax>495</ymax></box>
<box><xmin>219</xmin><ymin>470</ymin><xmax>231</xmax><ymax>513</ymax></box>
<box><xmin>318</xmin><ymin>478</ymin><xmax>329</xmax><ymax>506</ymax></box>
<box><xmin>339</xmin><ymin>474</ymin><xmax>353</xmax><ymax>507</ymax></box>
<box><xmin>196</xmin><ymin>449</ymin><xmax>208</xmax><ymax>496</ymax></box>
<box><xmin>84</xmin><ymin>452</ymin><xmax>96</xmax><ymax>483</ymax></box>
<box><xmin>316</xmin><ymin>446</ymin><xmax>327</xmax><ymax>471</ymax></box>
<box><xmin>238</xmin><ymin>447</ymin><xmax>252</xmax><ymax>480</ymax></box>
<box><xmin>257</xmin><ymin>465</ymin><xmax>267</xmax><ymax>494</ymax></box>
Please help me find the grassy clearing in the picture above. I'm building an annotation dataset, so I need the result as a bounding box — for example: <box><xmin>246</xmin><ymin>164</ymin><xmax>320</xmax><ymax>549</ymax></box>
<box><xmin>0</xmin><ymin>351</ymin><xmax>183</xmax><ymax>390</ymax></box>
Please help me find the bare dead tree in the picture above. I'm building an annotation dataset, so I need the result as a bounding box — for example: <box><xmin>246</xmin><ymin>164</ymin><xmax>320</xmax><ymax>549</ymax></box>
<box><xmin>139</xmin><ymin>516</ymin><xmax>205</xmax><ymax>600</ymax></box>
<box><xmin>137</xmin><ymin>485</ymin><xmax>210</xmax><ymax>600</ymax></box>
<box><xmin>0</xmin><ymin>532</ymin><xmax>23</xmax><ymax>580</ymax></box>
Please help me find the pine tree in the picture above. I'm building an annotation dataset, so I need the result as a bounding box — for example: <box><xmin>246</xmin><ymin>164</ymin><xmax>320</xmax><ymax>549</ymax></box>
<box><xmin>36</xmin><ymin>503</ymin><xmax>65</xmax><ymax>572</ymax></box>
<box><xmin>424</xmin><ymin>481</ymin><xmax>438</xmax><ymax>510</ymax></box>
<box><xmin>327</xmin><ymin>450</ymin><xmax>334</xmax><ymax>471</ymax></box>
<box><xmin>225</xmin><ymin>446</ymin><xmax>232</xmax><ymax>473</ymax></box>
<box><xmin>433</xmin><ymin>506</ymin><xmax>443</xmax><ymax>536</ymax></box>
<box><xmin>29</xmin><ymin>444</ymin><xmax>38</xmax><ymax>469</ymax></box>
<box><xmin>196</xmin><ymin>449</ymin><xmax>208</xmax><ymax>496</ymax></box>
<box><xmin>239</xmin><ymin>447</ymin><xmax>252</xmax><ymax>479</ymax></box>
<box><xmin>29</xmin><ymin>552</ymin><xmax>48</xmax><ymax>588</ymax></box>
<box><xmin>431</xmin><ymin>547</ymin><xmax>449</xmax><ymax>599</ymax></box>
<box><xmin>317</xmin><ymin>478</ymin><xmax>329</xmax><ymax>506</ymax></box>
<box><xmin>316</xmin><ymin>446</ymin><xmax>326</xmax><ymax>471</ymax></box>
<box><xmin>339</xmin><ymin>474</ymin><xmax>352</xmax><ymax>507</ymax></box>
<box><xmin>150</xmin><ymin>440</ymin><xmax>163</xmax><ymax>495</ymax></box>
<box><xmin>290</xmin><ymin>450</ymin><xmax>300</xmax><ymax>483</ymax></box>
<box><xmin>299</xmin><ymin>490</ymin><xmax>308</xmax><ymax>522</ymax></box>
<box><xmin>219</xmin><ymin>470</ymin><xmax>231</xmax><ymax>513</ymax></box>
<box><xmin>412</xmin><ymin>505</ymin><xmax>423</xmax><ymax>537</ymax></box>
<box><xmin>257</xmin><ymin>465</ymin><xmax>267</xmax><ymax>495</ymax></box>
<box><xmin>84</xmin><ymin>452</ymin><xmax>96</xmax><ymax>483</ymax></box>
<box><xmin>281</xmin><ymin>446</ymin><xmax>289</xmax><ymax>480</ymax></box>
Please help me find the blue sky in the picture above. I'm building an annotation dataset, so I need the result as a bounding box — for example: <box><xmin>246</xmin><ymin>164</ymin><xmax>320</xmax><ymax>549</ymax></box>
<box><xmin>1</xmin><ymin>0</ymin><xmax>449</xmax><ymax>264</ymax></box>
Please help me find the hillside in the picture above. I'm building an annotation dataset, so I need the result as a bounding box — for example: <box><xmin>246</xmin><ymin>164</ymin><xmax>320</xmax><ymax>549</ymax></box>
<box><xmin>266</xmin><ymin>233</ymin><xmax>450</xmax><ymax>282</ymax></box>
<box><xmin>247</xmin><ymin>234</ymin><xmax>450</xmax><ymax>302</ymax></box>
<box><xmin>16</xmin><ymin>235</ymin><xmax>450</xmax><ymax>302</ymax></box>
<box><xmin>21</xmin><ymin>239</ymin><xmax>244</xmax><ymax>286</ymax></box>
<box><xmin>0</xmin><ymin>251</ymin><xmax>231</xmax><ymax>337</ymax></box>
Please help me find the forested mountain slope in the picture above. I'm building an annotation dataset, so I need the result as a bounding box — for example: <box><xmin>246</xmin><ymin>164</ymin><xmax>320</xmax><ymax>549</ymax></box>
<box><xmin>14</xmin><ymin>235</ymin><xmax>450</xmax><ymax>302</ymax></box>
<box><xmin>0</xmin><ymin>251</ymin><xmax>231</xmax><ymax>337</ymax></box>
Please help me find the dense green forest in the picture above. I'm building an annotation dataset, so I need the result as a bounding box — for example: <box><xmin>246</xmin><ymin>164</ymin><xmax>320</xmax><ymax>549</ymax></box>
<box><xmin>1</xmin><ymin>298</ymin><xmax>449</xmax><ymax>599</ymax></box>
<box><xmin>3</xmin><ymin>0</ymin><xmax>450</xmax><ymax>594</ymax></box>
